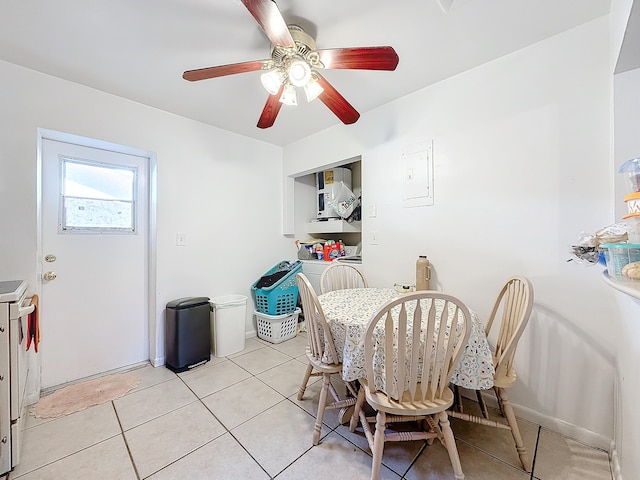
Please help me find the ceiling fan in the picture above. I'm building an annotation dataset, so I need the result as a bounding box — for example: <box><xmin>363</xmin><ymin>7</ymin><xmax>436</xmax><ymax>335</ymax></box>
<box><xmin>182</xmin><ymin>0</ymin><xmax>399</xmax><ymax>129</ymax></box>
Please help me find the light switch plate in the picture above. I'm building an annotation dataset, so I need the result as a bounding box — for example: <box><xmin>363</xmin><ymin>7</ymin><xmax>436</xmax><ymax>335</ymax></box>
<box><xmin>176</xmin><ymin>233</ymin><xmax>186</xmax><ymax>246</ymax></box>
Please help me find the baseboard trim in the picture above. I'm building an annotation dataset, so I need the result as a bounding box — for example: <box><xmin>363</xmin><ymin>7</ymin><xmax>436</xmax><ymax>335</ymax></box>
<box><xmin>26</xmin><ymin>391</ymin><xmax>40</xmax><ymax>407</ymax></box>
<box><xmin>151</xmin><ymin>356</ymin><xmax>164</xmax><ymax>367</ymax></box>
<box><xmin>610</xmin><ymin>440</ymin><xmax>623</xmax><ymax>480</ymax></box>
<box><xmin>460</xmin><ymin>389</ymin><xmax>612</xmax><ymax>451</ymax></box>
<box><xmin>39</xmin><ymin>360</ymin><xmax>152</xmax><ymax>397</ymax></box>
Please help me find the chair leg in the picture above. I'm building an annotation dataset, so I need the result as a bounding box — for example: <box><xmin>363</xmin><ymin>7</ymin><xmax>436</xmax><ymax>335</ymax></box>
<box><xmin>338</xmin><ymin>380</ymin><xmax>358</xmax><ymax>425</ymax></box>
<box><xmin>349</xmin><ymin>387</ymin><xmax>366</xmax><ymax>433</ymax></box>
<box><xmin>297</xmin><ymin>362</ymin><xmax>314</xmax><ymax>400</ymax></box>
<box><xmin>453</xmin><ymin>385</ymin><xmax>463</xmax><ymax>412</ymax></box>
<box><xmin>476</xmin><ymin>389</ymin><xmax>489</xmax><ymax>419</ymax></box>
<box><xmin>370</xmin><ymin>410</ymin><xmax>386</xmax><ymax>480</ymax></box>
<box><xmin>313</xmin><ymin>372</ymin><xmax>332</xmax><ymax>445</ymax></box>
<box><xmin>437</xmin><ymin>411</ymin><xmax>465</xmax><ymax>480</ymax></box>
<box><xmin>496</xmin><ymin>387</ymin><xmax>532</xmax><ymax>472</ymax></box>
<box><xmin>494</xmin><ymin>386</ymin><xmax>505</xmax><ymax>416</ymax></box>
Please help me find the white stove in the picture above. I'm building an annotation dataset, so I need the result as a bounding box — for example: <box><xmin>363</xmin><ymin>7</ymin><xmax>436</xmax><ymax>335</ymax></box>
<box><xmin>0</xmin><ymin>280</ymin><xmax>26</xmax><ymax>303</ymax></box>
<box><xmin>0</xmin><ymin>279</ymin><xmax>33</xmax><ymax>476</ymax></box>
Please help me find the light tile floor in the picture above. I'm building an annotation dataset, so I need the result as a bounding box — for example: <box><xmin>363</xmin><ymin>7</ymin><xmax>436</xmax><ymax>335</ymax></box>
<box><xmin>5</xmin><ymin>333</ymin><xmax>613</xmax><ymax>480</ymax></box>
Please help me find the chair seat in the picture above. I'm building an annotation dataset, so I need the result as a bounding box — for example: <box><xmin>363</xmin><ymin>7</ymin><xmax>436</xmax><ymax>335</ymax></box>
<box><xmin>493</xmin><ymin>369</ymin><xmax>517</xmax><ymax>388</ymax></box>
<box><xmin>305</xmin><ymin>349</ymin><xmax>343</xmax><ymax>375</ymax></box>
<box><xmin>361</xmin><ymin>378</ymin><xmax>455</xmax><ymax>417</ymax></box>
<box><xmin>492</xmin><ymin>354</ymin><xmax>518</xmax><ymax>388</ymax></box>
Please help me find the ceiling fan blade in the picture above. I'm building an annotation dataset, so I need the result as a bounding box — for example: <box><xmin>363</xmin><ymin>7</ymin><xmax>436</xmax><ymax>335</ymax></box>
<box><xmin>315</xmin><ymin>73</ymin><xmax>360</xmax><ymax>125</ymax></box>
<box><xmin>241</xmin><ymin>0</ymin><xmax>295</xmax><ymax>48</ymax></box>
<box><xmin>315</xmin><ymin>46</ymin><xmax>399</xmax><ymax>71</ymax></box>
<box><xmin>257</xmin><ymin>84</ymin><xmax>284</xmax><ymax>129</ymax></box>
<box><xmin>183</xmin><ymin>60</ymin><xmax>267</xmax><ymax>82</ymax></box>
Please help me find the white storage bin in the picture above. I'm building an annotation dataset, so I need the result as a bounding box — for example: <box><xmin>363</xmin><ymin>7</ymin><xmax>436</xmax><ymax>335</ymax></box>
<box><xmin>255</xmin><ymin>308</ymin><xmax>300</xmax><ymax>344</ymax></box>
<box><xmin>211</xmin><ymin>295</ymin><xmax>247</xmax><ymax>357</ymax></box>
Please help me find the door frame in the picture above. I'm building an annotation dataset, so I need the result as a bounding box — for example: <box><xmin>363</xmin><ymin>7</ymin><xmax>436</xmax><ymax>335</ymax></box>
<box><xmin>34</xmin><ymin>128</ymin><xmax>158</xmax><ymax>400</ymax></box>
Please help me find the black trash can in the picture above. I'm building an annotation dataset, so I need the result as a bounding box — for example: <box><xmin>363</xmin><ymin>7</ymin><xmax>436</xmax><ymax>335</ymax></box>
<box><xmin>165</xmin><ymin>297</ymin><xmax>211</xmax><ymax>373</ymax></box>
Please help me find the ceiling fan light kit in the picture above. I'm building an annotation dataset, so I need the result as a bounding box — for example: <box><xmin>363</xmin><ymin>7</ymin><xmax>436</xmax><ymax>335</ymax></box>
<box><xmin>286</xmin><ymin>57</ymin><xmax>312</xmax><ymax>87</ymax></box>
<box><xmin>280</xmin><ymin>83</ymin><xmax>298</xmax><ymax>106</ymax></box>
<box><xmin>260</xmin><ymin>69</ymin><xmax>284</xmax><ymax>95</ymax></box>
<box><xmin>303</xmin><ymin>74</ymin><xmax>324</xmax><ymax>102</ymax></box>
<box><xmin>183</xmin><ymin>0</ymin><xmax>399</xmax><ymax>129</ymax></box>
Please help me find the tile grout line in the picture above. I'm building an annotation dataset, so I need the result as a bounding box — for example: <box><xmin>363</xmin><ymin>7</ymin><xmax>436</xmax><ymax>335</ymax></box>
<box><xmin>530</xmin><ymin>425</ymin><xmax>542</xmax><ymax>480</ymax></box>
<box><xmin>176</xmin><ymin>363</ymin><xmax>282</xmax><ymax>479</ymax></box>
<box><xmin>171</xmin><ymin>374</ymin><xmax>280</xmax><ymax>478</ymax></box>
<box><xmin>111</xmin><ymin>400</ymin><xmax>142</xmax><ymax>480</ymax></box>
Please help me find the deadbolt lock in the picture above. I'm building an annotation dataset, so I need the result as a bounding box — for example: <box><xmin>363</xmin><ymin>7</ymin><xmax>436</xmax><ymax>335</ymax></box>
<box><xmin>44</xmin><ymin>254</ymin><xmax>57</xmax><ymax>263</ymax></box>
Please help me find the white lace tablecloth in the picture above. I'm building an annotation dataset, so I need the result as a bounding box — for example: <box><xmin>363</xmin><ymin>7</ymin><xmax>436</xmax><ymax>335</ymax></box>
<box><xmin>318</xmin><ymin>288</ymin><xmax>494</xmax><ymax>390</ymax></box>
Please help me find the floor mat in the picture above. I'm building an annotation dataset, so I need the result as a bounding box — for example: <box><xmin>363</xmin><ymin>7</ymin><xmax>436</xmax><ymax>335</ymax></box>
<box><xmin>32</xmin><ymin>372</ymin><xmax>140</xmax><ymax>418</ymax></box>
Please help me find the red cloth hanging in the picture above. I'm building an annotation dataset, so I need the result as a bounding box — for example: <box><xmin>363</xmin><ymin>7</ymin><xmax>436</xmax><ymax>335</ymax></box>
<box><xmin>26</xmin><ymin>294</ymin><xmax>40</xmax><ymax>352</ymax></box>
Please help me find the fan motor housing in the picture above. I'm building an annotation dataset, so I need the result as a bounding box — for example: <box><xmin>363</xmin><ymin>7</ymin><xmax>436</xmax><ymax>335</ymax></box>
<box><xmin>270</xmin><ymin>25</ymin><xmax>318</xmax><ymax>66</ymax></box>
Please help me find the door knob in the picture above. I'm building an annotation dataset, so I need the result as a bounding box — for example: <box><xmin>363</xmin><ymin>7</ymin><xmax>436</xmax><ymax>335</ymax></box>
<box><xmin>43</xmin><ymin>271</ymin><xmax>57</xmax><ymax>281</ymax></box>
<box><xmin>44</xmin><ymin>254</ymin><xmax>57</xmax><ymax>263</ymax></box>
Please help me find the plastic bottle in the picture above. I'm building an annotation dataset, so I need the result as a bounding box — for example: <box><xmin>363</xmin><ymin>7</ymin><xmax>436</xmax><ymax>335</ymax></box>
<box><xmin>329</xmin><ymin>242</ymin><xmax>340</xmax><ymax>260</ymax></box>
<box><xmin>323</xmin><ymin>242</ymin><xmax>332</xmax><ymax>261</ymax></box>
<box><xmin>416</xmin><ymin>256</ymin><xmax>430</xmax><ymax>291</ymax></box>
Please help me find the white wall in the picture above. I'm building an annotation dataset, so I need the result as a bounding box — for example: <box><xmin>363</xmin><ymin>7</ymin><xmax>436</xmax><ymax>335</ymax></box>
<box><xmin>0</xmin><ymin>59</ymin><xmax>292</xmax><ymax>389</ymax></box>
<box><xmin>284</xmin><ymin>17</ymin><xmax>617</xmax><ymax>444</ymax></box>
<box><xmin>611</xmin><ymin>0</ymin><xmax>635</xmax><ymax>68</ymax></box>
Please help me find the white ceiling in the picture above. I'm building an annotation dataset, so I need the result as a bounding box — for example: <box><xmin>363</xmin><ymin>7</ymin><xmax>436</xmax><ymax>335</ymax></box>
<box><xmin>0</xmin><ymin>0</ymin><xmax>611</xmax><ymax>147</ymax></box>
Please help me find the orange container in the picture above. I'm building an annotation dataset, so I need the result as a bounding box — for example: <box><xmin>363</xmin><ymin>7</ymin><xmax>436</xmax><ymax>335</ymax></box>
<box><xmin>623</xmin><ymin>192</ymin><xmax>640</xmax><ymax>219</ymax></box>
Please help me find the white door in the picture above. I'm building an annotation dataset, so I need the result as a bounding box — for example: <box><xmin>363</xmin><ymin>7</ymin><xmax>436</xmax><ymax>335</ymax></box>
<box><xmin>40</xmin><ymin>137</ymin><xmax>149</xmax><ymax>389</ymax></box>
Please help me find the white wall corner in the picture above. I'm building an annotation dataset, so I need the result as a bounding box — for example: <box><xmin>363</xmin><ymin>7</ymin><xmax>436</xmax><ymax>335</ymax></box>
<box><xmin>283</xmin><ymin>175</ymin><xmax>295</xmax><ymax>235</ymax></box>
<box><xmin>151</xmin><ymin>356</ymin><xmax>164</xmax><ymax>368</ymax></box>
<box><xmin>610</xmin><ymin>440</ymin><xmax>623</xmax><ymax>480</ymax></box>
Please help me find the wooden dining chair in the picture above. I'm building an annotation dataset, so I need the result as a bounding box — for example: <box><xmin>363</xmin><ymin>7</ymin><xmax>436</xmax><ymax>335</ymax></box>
<box><xmin>448</xmin><ymin>276</ymin><xmax>534</xmax><ymax>472</ymax></box>
<box><xmin>319</xmin><ymin>261</ymin><xmax>368</xmax><ymax>294</ymax></box>
<box><xmin>349</xmin><ymin>291</ymin><xmax>472</xmax><ymax>480</ymax></box>
<box><xmin>296</xmin><ymin>273</ymin><xmax>358</xmax><ymax>445</ymax></box>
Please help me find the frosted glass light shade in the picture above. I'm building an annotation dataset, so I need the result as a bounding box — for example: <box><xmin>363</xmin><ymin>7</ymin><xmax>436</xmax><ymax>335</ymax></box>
<box><xmin>304</xmin><ymin>77</ymin><xmax>323</xmax><ymax>102</ymax></box>
<box><xmin>288</xmin><ymin>59</ymin><xmax>311</xmax><ymax>87</ymax></box>
<box><xmin>260</xmin><ymin>70</ymin><xmax>283</xmax><ymax>95</ymax></box>
<box><xmin>279</xmin><ymin>83</ymin><xmax>297</xmax><ymax>105</ymax></box>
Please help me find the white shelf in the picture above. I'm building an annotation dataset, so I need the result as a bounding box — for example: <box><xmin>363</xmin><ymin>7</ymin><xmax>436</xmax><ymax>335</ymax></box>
<box><xmin>601</xmin><ymin>270</ymin><xmax>640</xmax><ymax>299</ymax></box>
<box><xmin>305</xmin><ymin>220</ymin><xmax>361</xmax><ymax>234</ymax></box>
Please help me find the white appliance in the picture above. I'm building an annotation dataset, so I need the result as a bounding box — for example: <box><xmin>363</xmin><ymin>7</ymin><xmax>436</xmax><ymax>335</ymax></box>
<box><xmin>316</xmin><ymin>167</ymin><xmax>352</xmax><ymax>219</ymax></box>
<box><xmin>0</xmin><ymin>280</ymin><xmax>33</xmax><ymax>476</ymax></box>
<box><xmin>301</xmin><ymin>248</ymin><xmax>362</xmax><ymax>293</ymax></box>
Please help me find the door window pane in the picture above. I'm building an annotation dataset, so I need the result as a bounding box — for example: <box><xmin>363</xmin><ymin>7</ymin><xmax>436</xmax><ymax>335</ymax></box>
<box><xmin>60</xmin><ymin>158</ymin><xmax>137</xmax><ymax>233</ymax></box>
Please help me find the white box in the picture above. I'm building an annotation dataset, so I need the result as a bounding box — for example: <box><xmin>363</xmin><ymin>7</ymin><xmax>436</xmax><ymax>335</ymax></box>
<box><xmin>211</xmin><ymin>295</ymin><xmax>247</xmax><ymax>357</ymax></box>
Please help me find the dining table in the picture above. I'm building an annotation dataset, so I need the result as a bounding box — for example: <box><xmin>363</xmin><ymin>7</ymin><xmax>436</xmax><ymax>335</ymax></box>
<box><xmin>317</xmin><ymin>287</ymin><xmax>495</xmax><ymax>392</ymax></box>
